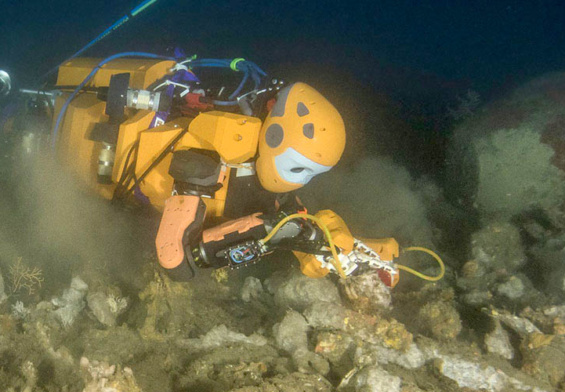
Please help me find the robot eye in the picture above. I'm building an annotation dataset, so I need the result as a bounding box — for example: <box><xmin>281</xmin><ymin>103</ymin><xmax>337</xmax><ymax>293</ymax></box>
<box><xmin>303</xmin><ymin>123</ymin><xmax>314</xmax><ymax>139</ymax></box>
<box><xmin>291</xmin><ymin>167</ymin><xmax>305</xmax><ymax>173</ymax></box>
<box><xmin>297</xmin><ymin>102</ymin><xmax>310</xmax><ymax>117</ymax></box>
<box><xmin>265</xmin><ymin>124</ymin><xmax>284</xmax><ymax>148</ymax></box>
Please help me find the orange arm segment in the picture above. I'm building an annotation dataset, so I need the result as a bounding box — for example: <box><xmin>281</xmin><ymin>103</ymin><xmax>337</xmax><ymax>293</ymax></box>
<box><xmin>156</xmin><ymin>195</ymin><xmax>205</xmax><ymax>271</ymax></box>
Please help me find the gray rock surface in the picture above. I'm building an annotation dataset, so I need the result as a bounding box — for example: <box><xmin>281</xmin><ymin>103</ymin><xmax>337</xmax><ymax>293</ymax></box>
<box><xmin>485</xmin><ymin>321</ymin><xmax>514</xmax><ymax>360</ymax></box>
<box><xmin>344</xmin><ymin>366</ymin><xmax>401</xmax><ymax>392</ymax></box>
<box><xmin>272</xmin><ymin>270</ymin><xmax>341</xmax><ymax>312</ymax></box>
<box><xmin>241</xmin><ymin>276</ymin><xmax>264</xmax><ymax>303</ymax></box>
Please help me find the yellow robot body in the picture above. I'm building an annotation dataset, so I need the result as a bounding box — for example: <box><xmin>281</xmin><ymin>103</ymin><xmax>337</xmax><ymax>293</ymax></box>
<box><xmin>54</xmin><ymin>58</ymin><xmax>262</xmax><ymax>218</ymax></box>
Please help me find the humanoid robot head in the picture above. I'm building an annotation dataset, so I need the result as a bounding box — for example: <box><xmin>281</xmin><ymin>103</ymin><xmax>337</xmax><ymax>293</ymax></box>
<box><xmin>256</xmin><ymin>82</ymin><xmax>346</xmax><ymax>193</ymax></box>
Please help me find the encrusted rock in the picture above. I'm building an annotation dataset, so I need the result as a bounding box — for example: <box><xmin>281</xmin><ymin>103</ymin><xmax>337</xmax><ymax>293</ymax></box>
<box><xmin>485</xmin><ymin>321</ymin><xmax>514</xmax><ymax>360</ymax></box>
<box><xmin>495</xmin><ymin>276</ymin><xmax>525</xmax><ymax>300</ymax></box>
<box><xmin>272</xmin><ymin>270</ymin><xmax>341</xmax><ymax>312</ymax></box>
<box><xmin>303</xmin><ymin>302</ymin><xmax>347</xmax><ymax>330</ymax></box>
<box><xmin>177</xmin><ymin>324</ymin><xmax>267</xmax><ymax>351</ymax></box>
<box><xmin>471</xmin><ymin>222</ymin><xmax>526</xmax><ymax>273</ymax></box>
<box><xmin>341</xmin><ymin>365</ymin><xmax>401</xmax><ymax>392</ymax></box>
<box><xmin>418</xmin><ymin>300</ymin><xmax>462</xmax><ymax>341</ymax></box>
<box><xmin>241</xmin><ymin>276</ymin><xmax>264</xmax><ymax>303</ymax></box>
<box><xmin>521</xmin><ymin>333</ymin><xmax>565</xmax><ymax>387</ymax></box>
<box><xmin>273</xmin><ymin>310</ymin><xmax>329</xmax><ymax>375</ymax></box>
<box><xmin>87</xmin><ymin>291</ymin><xmax>127</xmax><ymax>327</ymax></box>
<box><xmin>340</xmin><ymin>271</ymin><xmax>392</xmax><ymax>313</ymax></box>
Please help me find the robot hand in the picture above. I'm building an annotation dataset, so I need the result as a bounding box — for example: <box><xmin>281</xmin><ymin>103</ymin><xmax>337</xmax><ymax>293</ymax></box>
<box><xmin>288</xmin><ymin>210</ymin><xmax>400</xmax><ymax>286</ymax></box>
<box><xmin>318</xmin><ymin>238</ymin><xmax>400</xmax><ymax>287</ymax></box>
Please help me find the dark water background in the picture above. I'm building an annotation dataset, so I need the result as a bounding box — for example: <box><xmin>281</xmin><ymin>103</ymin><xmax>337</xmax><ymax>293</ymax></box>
<box><xmin>2</xmin><ymin>0</ymin><xmax>565</xmax><ymax>174</ymax></box>
<box><xmin>2</xmin><ymin>1</ymin><xmax>565</xmax><ymax>97</ymax></box>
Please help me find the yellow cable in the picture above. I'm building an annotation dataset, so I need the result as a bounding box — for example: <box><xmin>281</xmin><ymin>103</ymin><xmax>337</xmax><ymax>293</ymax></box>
<box><xmin>397</xmin><ymin>246</ymin><xmax>445</xmax><ymax>281</ymax></box>
<box><xmin>260</xmin><ymin>214</ymin><xmax>444</xmax><ymax>283</ymax></box>
<box><xmin>260</xmin><ymin>213</ymin><xmax>347</xmax><ymax>279</ymax></box>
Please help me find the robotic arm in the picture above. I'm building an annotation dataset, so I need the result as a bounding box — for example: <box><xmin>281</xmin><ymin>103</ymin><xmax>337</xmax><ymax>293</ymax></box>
<box><xmin>157</xmin><ymin>194</ymin><xmax>403</xmax><ymax>288</ymax></box>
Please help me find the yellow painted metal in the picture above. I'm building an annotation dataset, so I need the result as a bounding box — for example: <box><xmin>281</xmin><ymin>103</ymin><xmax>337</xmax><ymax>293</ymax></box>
<box><xmin>112</xmin><ymin>109</ymin><xmax>155</xmax><ymax>183</ymax></box>
<box><xmin>53</xmin><ymin>92</ymin><xmax>116</xmax><ymax>198</ymax></box>
<box><xmin>185</xmin><ymin>111</ymin><xmax>261</xmax><ymax>164</ymax></box>
<box><xmin>293</xmin><ymin>251</ymin><xmax>331</xmax><ymax>278</ymax></box>
<box><xmin>314</xmin><ymin>210</ymin><xmax>354</xmax><ymax>253</ymax></box>
<box><xmin>53</xmin><ymin>60</ymin><xmax>261</xmax><ymax>216</ymax></box>
<box><xmin>135</xmin><ymin>118</ymin><xmax>192</xmax><ymax>208</ymax></box>
<box><xmin>202</xmin><ymin>167</ymin><xmax>231</xmax><ymax>218</ymax></box>
<box><xmin>56</xmin><ymin>58</ymin><xmax>176</xmax><ymax>89</ymax></box>
<box><xmin>292</xmin><ymin>209</ymin><xmax>355</xmax><ymax>278</ymax></box>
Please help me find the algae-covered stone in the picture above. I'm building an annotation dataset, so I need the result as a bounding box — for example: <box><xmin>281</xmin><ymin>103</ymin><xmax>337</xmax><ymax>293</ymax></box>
<box><xmin>272</xmin><ymin>270</ymin><xmax>341</xmax><ymax>312</ymax></box>
<box><xmin>340</xmin><ymin>271</ymin><xmax>391</xmax><ymax>313</ymax></box>
<box><xmin>418</xmin><ymin>301</ymin><xmax>462</xmax><ymax>341</ymax></box>
<box><xmin>495</xmin><ymin>276</ymin><xmax>525</xmax><ymax>300</ymax></box>
<box><xmin>87</xmin><ymin>291</ymin><xmax>127</xmax><ymax>327</ymax></box>
<box><xmin>273</xmin><ymin>310</ymin><xmax>329</xmax><ymax>375</ymax></box>
<box><xmin>485</xmin><ymin>321</ymin><xmax>514</xmax><ymax>360</ymax></box>
<box><xmin>303</xmin><ymin>302</ymin><xmax>347</xmax><ymax>330</ymax></box>
<box><xmin>521</xmin><ymin>333</ymin><xmax>565</xmax><ymax>387</ymax></box>
<box><xmin>343</xmin><ymin>365</ymin><xmax>402</xmax><ymax>392</ymax></box>
<box><xmin>138</xmin><ymin>271</ymin><xmax>192</xmax><ymax>340</ymax></box>
<box><xmin>471</xmin><ymin>222</ymin><xmax>526</xmax><ymax>273</ymax></box>
<box><xmin>241</xmin><ymin>276</ymin><xmax>264</xmax><ymax>303</ymax></box>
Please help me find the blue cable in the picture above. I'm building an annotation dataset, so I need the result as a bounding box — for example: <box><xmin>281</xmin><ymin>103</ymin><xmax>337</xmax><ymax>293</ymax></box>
<box><xmin>42</xmin><ymin>0</ymin><xmax>163</xmax><ymax>80</ymax></box>
<box><xmin>187</xmin><ymin>59</ymin><xmax>267</xmax><ymax>104</ymax></box>
<box><xmin>51</xmin><ymin>52</ymin><xmax>174</xmax><ymax>149</ymax></box>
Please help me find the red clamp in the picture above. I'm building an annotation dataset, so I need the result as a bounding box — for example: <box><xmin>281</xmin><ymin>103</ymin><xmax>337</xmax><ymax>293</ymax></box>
<box><xmin>184</xmin><ymin>93</ymin><xmax>214</xmax><ymax>111</ymax></box>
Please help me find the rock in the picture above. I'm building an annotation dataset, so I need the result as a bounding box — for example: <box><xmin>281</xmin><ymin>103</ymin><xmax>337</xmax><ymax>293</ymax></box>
<box><xmin>359</xmin><ymin>343</ymin><xmax>427</xmax><ymax>370</ymax></box>
<box><xmin>418</xmin><ymin>301</ymin><xmax>462</xmax><ymax>341</ymax></box>
<box><xmin>495</xmin><ymin>276</ymin><xmax>525</xmax><ymax>300</ymax></box>
<box><xmin>315</xmin><ymin>331</ymin><xmax>355</xmax><ymax>377</ymax></box>
<box><xmin>273</xmin><ymin>310</ymin><xmax>309</xmax><ymax>354</ymax></box>
<box><xmin>431</xmin><ymin>351</ymin><xmax>549</xmax><ymax>392</ymax></box>
<box><xmin>461</xmin><ymin>290</ymin><xmax>493</xmax><ymax>307</ymax></box>
<box><xmin>340</xmin><ymin>365</ymin><xmax>401</xmax><ymax>392</ymax></box>
<box><xmin>521</xmin><ymin>334</ymin><xmax>565</xmax><ymax>387</ymax></box>
<box><xmin>241</xmin><ymin>276</ymin><xmax>264</xmax><ymax>303</ymax></box>
<box><xmin>487</xmin><ymin>308</ymin><xmax>541</xmax><ymax>338</ymax></box>
<box><xmin>177</xmin><ymin>324</ymin><xmax>267</xmax><ymax>351</ymax></box>
<box><xmin>273</xmin><ymin>310</ymin><xmax>329</xmax><ymax>375</ymax></box>
<box><xmin>292</xmin><ymin>347</ymin><xmax>330</xmax><ymax>376</ymax></box>
<box><xmin>303</xmin><ymin>302</ymin><xmax>347</xmax><ymax>330</ymax></box>
<box><xmin>340</xmin><ymin>271</ymin><xmax>392</xmax><ymax>312</ymax></box>
<box><xmin>87</xmin><ymin>291</ymin><xmax>127</xmax><ymax>327</ymax></box>
<box><xmin>80</xmin><ymin>357</ymin><xmax>142</xmax><ymax>392</ymax></box>
<box><xmin>51</xmin><ymin>276</ymin><xmax>88</xmax><ymax>328</ymax></box>
<box><xmin>485</xmin><ymin>321</ymin><xmax>514</xmax><ymax>360</ymax></box>
<box><xmin>471</xmin><ymin>222</ymin><xmax>526</xmax><ymax>273</ymax></box>
<box><xmin>272</xmin><ymin>270</ymin><xmax>341</xmax><ymax>312</ymax></box>
<box><xmin>230</xmin><ymin>372</ymin><xmax>334</xmax><ymax>392</ymax></box>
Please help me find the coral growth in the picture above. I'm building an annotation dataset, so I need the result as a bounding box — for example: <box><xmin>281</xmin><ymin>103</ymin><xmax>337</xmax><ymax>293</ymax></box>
<box><xmin>8</xmin><ymin>257</ymin><xmax>43</xmax><ymax>295</ymax></box>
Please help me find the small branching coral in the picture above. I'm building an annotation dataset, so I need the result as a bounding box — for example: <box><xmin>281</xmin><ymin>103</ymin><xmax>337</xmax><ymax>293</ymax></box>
<box><xmin>9</xmin><ymin>257</ymin><xmax>44</xmax><ymax>295</ymax></box>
